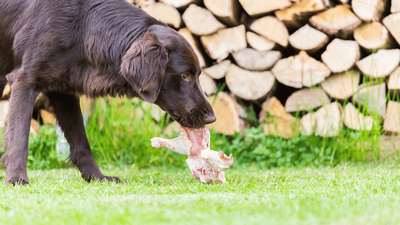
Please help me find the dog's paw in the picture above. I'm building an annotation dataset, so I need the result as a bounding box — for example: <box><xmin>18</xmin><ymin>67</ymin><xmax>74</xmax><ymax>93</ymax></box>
<box><xmin>82</xmin><ymin>174</ymin><xmax>123</xmax><ymax>183</ymax></box>
<box><xmin>6</xmin><ymin>178</ymin><xmax>30</xmax><ymax>186</ymax></box>
<box><xmin>103</xmin><ymin>176</ymin><xmax>123</xmax><ymax>183</ymax></box>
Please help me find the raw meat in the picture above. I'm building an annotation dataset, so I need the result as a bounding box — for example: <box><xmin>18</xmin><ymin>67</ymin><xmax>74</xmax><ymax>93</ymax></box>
<box><xmin>151</xmin><ymin>126</ymin><xmax>234</xmax><ymax>184</ymax></box>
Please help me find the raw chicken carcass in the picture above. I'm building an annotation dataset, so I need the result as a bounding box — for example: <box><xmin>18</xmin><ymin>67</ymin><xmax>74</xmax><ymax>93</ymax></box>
<box><xmin>151</xmin><ymin>126</ymin><xmax>234</xmax><ymax>184</ymax></box>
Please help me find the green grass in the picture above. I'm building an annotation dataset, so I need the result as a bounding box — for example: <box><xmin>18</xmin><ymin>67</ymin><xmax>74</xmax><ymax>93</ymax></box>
<box><xmin>1</xmin><ymin>165</ymin><xmax>400</xmax><ymax>224</ymax></box>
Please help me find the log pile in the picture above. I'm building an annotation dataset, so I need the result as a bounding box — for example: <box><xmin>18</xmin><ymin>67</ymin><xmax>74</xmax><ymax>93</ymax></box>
<box><xmin>129</xmin><ymin>0</ymin><xmax>400</xmax><ymax>136</ymax></box>
<box><xmin>3</xmin><ymin>0</ymin><xmax>400</xmax><ymax>139</ymax></box>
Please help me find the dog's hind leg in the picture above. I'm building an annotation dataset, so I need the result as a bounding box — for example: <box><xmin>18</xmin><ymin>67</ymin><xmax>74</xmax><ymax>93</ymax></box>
<box><xmin>0</xmin><ymin>68</ymin><xmax>38</xmax><ymax>185</ymax></box>
<box><xmin>46</xmin><ymin>92</ymin><xmax>122</xmax><ymax>183</ymax></box>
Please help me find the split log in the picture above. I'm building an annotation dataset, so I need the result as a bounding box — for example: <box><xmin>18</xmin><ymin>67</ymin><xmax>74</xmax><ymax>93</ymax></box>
<box><xmin>321</xmin><ymin>39</ymin><xmax>360</xmax><ymax>73</ymax></box>
<box><xmin>250</xmin><ymin>16</ymin><xmax>289</xmax><ymax>47</ymax></box>
<box><xmin>271</xmin><ymin>54</ymin><xmax>303</xmax><ymax>88</ymax></box>
<box><xmin>1</xmin><ymin>83</ymin><xmax>11</xmax><ymax>100</ymax></box>
<box><xmin>225</xmin><ymin>64</ymin><xmax>276</xmax><ymax>100</ymax></box>
<box><xmin>271</xmin><ymin>51</ymin><xmax>330</xmax><ymax>88</ymax></box>
<box><xmin>285</xmin><ymin>88</ymin><xmax>330</xmax><ymax>112</ymax></box>
<box><xmin>275</xmin><ymin>0</ymin><xmax>327</xmax><ymax>31</ymax></box>
<box><xmin>178</xmin><ymin>28</ymin><xmax>206</xmax><ymax>68</ymax></box>
<box><xmin>246</xmin><ymin>32</ymin><xmax>276</xmax><ymax>52</ymax></box>
<box><xmin>203</xmin><ymin>0</ymin><xmax>241</xmax><ymax>26</ymax></box>
<box><xmin>392</xmin><ymin>0</ymin><xmax>400</xmax><ymax>13</ymax></box>
<box><xmin>321</xmin><ymin>70</ymin><xmax>360</xmax><ymax>100</ymax></box>
<box><xmin>200</xmin><ymin>25</ymin><xmax>247</xmax><ymax>61</ymax></box>
<box><xmin>353</xmin><ymin>22</ymin><xmax>396</xmax><ymax>52</ymax></box>
<box><xmin>182</xmin><ymin>5</ymin><xmax>226</xmax><ymax>36</ymax></box>
<box><xmin>127</xmin><ymin>0</ymin><xmax>155</xmax><ymax>8</ymax></box>
<box><xmin>141</xmin><ymin>102</ymin><xmax>166</xmax><ymax>122</ymax></box>
<box><xmin>353</xmin><ymin>83</ymin><xmax>386</xmax><ymax>118</ymax></box>
<box><xmin>383</xmin><ymin>13</ymin><xmax>400</xmax><ymax>45</ymax></box>
<box><xmin>259</xmin><ymin>97</ymin><xmax>299</xmax><ymax>139</ymax></box>
<box><xmin>0</xmin><ymin>101</ymin><xmax>9</xmax><ymax>128</ymax></box>
<box><xmin>339</xmin><ymin>0</ymin><xmax>350</xmax><ymax>3</ymax></box>
<box><xmin>356</xmin><ymin>49</ymin><xmax>400</xmax><ymax>78</ymax></box>
<box><xmin>199</xmin><ymin>72</ymin><xmax>217</xmax><ymax>96</ymax></box>
<box><xmin>232</xmin><ymin>49</ymin><xmax>282</xmax><ymax>71</ymax></box>
<box><xmin>40</xmin><ymin>109</ymin><xmax>56</xmax><ymax>126</ymax></box>
<box><xmin>309</xmin><ymin>5</ymin><xmax>362</xmax><ymax>38</ymax></box>
<box><xmin>384</xmin><ymin>101</ymin><xmax>400</xmax><ymax>133</ymax></box>
<box><xmin>352</xmin><ymin>0</ymin><xmax>388</xmax><ymax>22</ymax></box>
<box><xmin>343</xmin><ymin>103</ymin><xmax>374</xmax><ymax>131</ymax></box>
<box><xmin>300</xmin><ymin>102</ymin><xmax>342</xmax><ymax>137</ymax></box>
<box><xmin>388</xmin><ymin>66</ymin><xmax>400</xmax><ymax>93</ymax></box>
<box><xmin>203</xmin><ymin>60</ymin><xmax>231</xmax><ymax>79</ymax></box>
<box><xmin>300</xmin><ymin>52</ymin><xmax>331</xmax><ymax>87</ymax></box>
<box><xmin>143</xmin><ymin>3</ymin><xmax>181</xmax><ymax>29</ymax></box>
<box><xmin>289</xmin><ymin>24</ymin><xmax>329</xmax><ymax>54</ymax></box>
<box><xmin>160</xmin><ymin>0</ymin><xmax>200</xmax><ymax>10</ymax></box>
<box><xmin>207</xmin><ymin>92</ymin><xmax>245</xmax><ymax>135</ymax></box>
<box><xmin>238</xmin><ymin>0</ymin><xmax>292</xmax><ymax>17</ymax></box>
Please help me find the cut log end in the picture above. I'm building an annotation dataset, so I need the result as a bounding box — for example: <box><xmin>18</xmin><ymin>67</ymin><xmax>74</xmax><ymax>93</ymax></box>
<box><xmin>356</xmin><ymin>49</ymin><xmax>400</xmax><ymax>78</ymax></box>
<box><xmin>285</xmin><ymin>88</ymin><xmax>330</xmax><ymax>112</ymax></box>
<box><xmin>239</xmin><ymin>0</ymin><xmax>292</xmax><ymax>17</ymax></box>
<box><xmin>309</xmin><ymin>5</ymin><xmax>362</xmax><ymax>38</ymax></box>
<box><xmin>250</xmin><ymin>16</ymin><xmax>289</xmax><ymax>47</ymax></box>
<box><xmin>207</xmin><ymin>92</ymin><xmax>245</xmax><ymax>135</ymax></box>
<box><xmin>232</xmin><ymin>48</ymin><xmax>282</xmax><ymax>71</ymax></box>
<box><xmin>289</xmin><ymin>24</ymin><xmax>329</xmax><ymax>53</ymax></box>
<box><xmin>353</xmin><ymin>83</ymin><xmax>387</xmax><ymax>118</ymax></box>
<box><xmin>321</xmin><ymin>70</ymin><xmax>360</xmax><ymax>100</ymax></box>
<box><xmin>259</xmin><ymin>97</ymin><xmax>299</xmax><ymax>139</ymax></box>
<box><xmin>272</xmin><ymin>51</ymin><xmax>330</xmax><ymax>88</ymax></box>
<box><xmin>246</xmin><ymin>32</ymin><xmax>276</xmax><ymax>52</ymax></box>
<box><xmin>352</xmin><ymin>0</ymin><xmax>388</xmax><ymax>22</ymax></box>
<box><xmin>354</xmin><ymin>22</ymin><xmax>395</xmax><ymax>52</ymax></box>
<box><xmin>143</xmin><ymin>3</ymin><xmax>181</xmax><ymax>29</ymax></box>
<box><xmin>199</xmin><ymin>73</ymin><xmax>217</xmax><ymax>96</ymax></box>
<box><xmin>226</xmin><ymin>64</ymin><xmax>276</xmax><ymax>100</ymax></box>
<box><xmin>200</xmin><ymin>25</ymin><xmax>247</xmax><ymax>61</ymax></box>
<box><xmin>203</xmin><ymin>60</ymin><xmax>231</xmax><ymax>79</ymax></box>
<box><xmin>300</xmin><ymin>102</ymin><xmax>342</xmax><ymax>137</ymax></box>
<box><xmin>321</xmin><ymin>39</ymin><xmax>360</xmax><ymax>73</ymax></box>
<box><xmin>182</xmin><ymin>4</ymin><xmax>225</xmax><ymax>36</ymax></box>
<box><xmin>343</xmin><ymin>103</ymin><xmax>374</xmax><ymax>131</ymax></box>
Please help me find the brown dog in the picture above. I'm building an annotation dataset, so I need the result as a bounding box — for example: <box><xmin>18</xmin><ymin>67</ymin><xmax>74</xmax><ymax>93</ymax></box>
<box><xmin>0</xmin><ymin>0</ymin><xmax>216</xmax><ymax>185</ymax></box>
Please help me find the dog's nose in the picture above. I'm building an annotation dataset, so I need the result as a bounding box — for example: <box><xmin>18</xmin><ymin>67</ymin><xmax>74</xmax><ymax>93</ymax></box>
<box><xmin>204</xmin><ymin>113</ymin><xmax>216</xmax><ymax>124</ymax></box>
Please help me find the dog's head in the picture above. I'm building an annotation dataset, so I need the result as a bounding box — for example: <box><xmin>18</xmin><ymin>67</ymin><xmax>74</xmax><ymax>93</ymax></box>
<box><xmin>121</xmin><ymin>25</ymin><xmax>215</xmax><ymax>128</ymax></box>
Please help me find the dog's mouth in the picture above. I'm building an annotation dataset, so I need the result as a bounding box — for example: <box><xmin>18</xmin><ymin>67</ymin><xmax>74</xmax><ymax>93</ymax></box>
<box><xmin>167</xmin><ymin>110</ymin><xmax>206</xmax><ymax>129</ymax></box>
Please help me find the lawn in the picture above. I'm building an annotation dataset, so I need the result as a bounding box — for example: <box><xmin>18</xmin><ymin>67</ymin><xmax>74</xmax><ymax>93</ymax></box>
<box><xmin>1</xmin><ymin>165</ymin><xmax>400</xmax><ymax>225</ymax></box>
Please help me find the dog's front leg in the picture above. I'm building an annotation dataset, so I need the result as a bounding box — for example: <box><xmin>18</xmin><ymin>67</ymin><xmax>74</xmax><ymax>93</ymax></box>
<box><xmin>0</xmin><ymin>69</ymin><xmax>38</xmax><ymax>185</ymax></box>
<box><xmin>46</xmin><ymin>92</ymin><xmax>121</xmax><ymax>183</ymax></box>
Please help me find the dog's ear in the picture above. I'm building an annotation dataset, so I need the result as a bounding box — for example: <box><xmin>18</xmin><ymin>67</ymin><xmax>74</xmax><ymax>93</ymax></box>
<box><xmin>121</xmin><ymin>32</ymin><xmax>170</xmax><ymax>103</ymax></box>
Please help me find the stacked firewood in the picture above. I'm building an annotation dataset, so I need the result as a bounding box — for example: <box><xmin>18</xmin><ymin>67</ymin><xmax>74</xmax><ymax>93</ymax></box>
<box><xmin>131</xmin><ymin>0</ymin><xmax>400</xmax><ymax>138</ymax></box>
<box><xmin>2</xmin><ymin>0</ymin><xmax>400</xmax><ymax>139</ymax></box>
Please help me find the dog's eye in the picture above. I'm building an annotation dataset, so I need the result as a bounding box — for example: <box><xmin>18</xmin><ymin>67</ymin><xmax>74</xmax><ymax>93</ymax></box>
<box><xmin>181</xmin><ymin>73</ymin><xmax>190</xmax><ymax>80</ymax></box>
